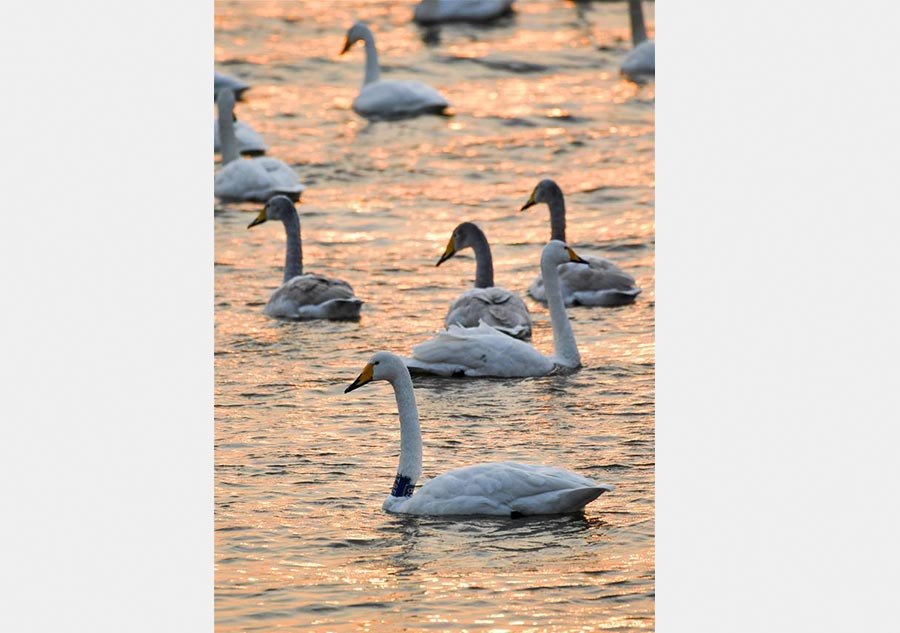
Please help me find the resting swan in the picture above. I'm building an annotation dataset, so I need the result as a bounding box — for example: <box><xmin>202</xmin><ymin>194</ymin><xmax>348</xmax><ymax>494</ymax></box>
<box><xmin>521</xmin><ymin>179</ymin><xmax>641</xmax><ymax>307</ymax></box>
<box><xmin>214</xmin><ymin>118</ymin><xmax>267</xmax><ymax>156</ymax></box>
<box><xmin>413</xmin><ymin>0</ymin><xmax>514</xmax><ymax>25</ymax></box>
<box><xmin>214</xmin><ymin>71</ymin><xmax>250</xmax><ymax>100</ymax></box>
<box><xmin>247</xmin><ymin>195</ymin><xmax>363</xmax><ymax>320</ymax></box>
<box><xmin>340</xmin><ymin>21</ymin><xmax>450</xmax><ymax>121</ymax></box>
<box><xmin>436</xmin><ymin>222</ymin><xmax>532</xmax><ymax>339</ymax></box>
<box><xmin>404</xmin><ymin>240</ymin><xmax>585</xmax><ymax>377</ymax></box>
<box><xmin>620</xmin><ymin>0</ymin><xmax>655</xmax><ymax>80</ymax></box>
<box><xmin>214</xmin><ymin>89</ymin><xmax>305</xmax><ymax>203</ymax></box>
<box><xmin>345</xmin><ymin>351</ymin><xmax>614</xmax><ymax>516</ymax></box>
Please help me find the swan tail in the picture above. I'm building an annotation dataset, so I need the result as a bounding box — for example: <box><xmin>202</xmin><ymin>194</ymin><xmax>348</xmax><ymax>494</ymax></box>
<box><xmin>511</xmin><ymin>484</ymin><xmax>614</xmax><ymax>516</ymax></box>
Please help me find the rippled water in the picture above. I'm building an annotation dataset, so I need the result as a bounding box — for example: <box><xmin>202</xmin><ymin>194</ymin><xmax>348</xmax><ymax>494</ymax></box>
<box><xmin>215</xmin><ymin>1</ymin><xmax>654</xmax><ymax>630</ymax></box>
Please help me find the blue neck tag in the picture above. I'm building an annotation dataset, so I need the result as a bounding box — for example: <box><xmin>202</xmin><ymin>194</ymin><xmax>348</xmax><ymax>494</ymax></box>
<box><xmin>391</xmin><ymin>473</ymin><xmax>415</xmax><ymax>497</ymax></box>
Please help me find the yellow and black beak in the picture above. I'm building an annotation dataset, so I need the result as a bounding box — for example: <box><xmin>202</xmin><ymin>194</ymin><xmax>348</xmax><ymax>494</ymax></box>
<box><xmin>520</xmin><ymin>189</ymin><xmax>537</xmax><ymax>211</ymax></box>
<box><xmin>436</xmin><ymin>236</ymin><xmax>457</xmax><ymax>266</ymax></box>
<box><xmin>247</xmin><ymin>208</ymin><xmax>267</xmax><ymax>229</ymax></box>
<box><xmin>344</xmin><ymin>363</ymin><xmax>375</xmax><ymax>393</ymax></box>
<box><xmin>339</xmin><ymin>37</ymin><xmax>352</xmax><ymax>55</ymax></box>
<box><xmin>567</xmin><ymin>246</ymin><xmax>588</xmax><ymax>264</ymax></box>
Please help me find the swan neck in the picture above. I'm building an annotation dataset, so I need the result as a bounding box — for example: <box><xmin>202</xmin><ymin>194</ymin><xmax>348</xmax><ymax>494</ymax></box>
<box><xmin>362</xmin><ymin>30</ymin><xmax>381</xmax><ymax>85</ymax></box>
<box><xmin>390</xmin><ymin>370</ymin><xmax>423</xmax><ymax>495</ymax></box>
<box><xmin>218</xmin><ymin>104</ymin><xmax>239</xmax><ymax>165</ymax></box>
<box><xmin>281</xmin><ymin>209</ymin><xmax>303</xmax><ymax>282</ymax></box>
<box><xmin>628</xmin><ymin>0</ymin><xmax>648</xmax><ymax>45</ymax></box>
<box><xmin>470</xmin><ymin>231</ymin><xmax>494</xmax><ymax>288</ymax></box>
<box><xmin>542</xmin><ymin>255</ymin><xmax>580</xmax><ymax>367</ymax></box>
<box><xmin>547</xmin><ymin>193</ymin><xmax>567</xmax><ymax>243</ymax></box>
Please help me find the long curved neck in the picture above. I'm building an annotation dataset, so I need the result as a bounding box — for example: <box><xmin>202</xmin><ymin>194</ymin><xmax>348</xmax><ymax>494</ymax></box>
<box><xmin>542</xmin><ymin>255</ymin><xmax>580</xmax><ymax>367</ymax></box>
<box><xmin>389</xmin><ymin>370</ymin><xmax>423</xmax><ymax>496</ymax></box>
<box><xmin>218</xmin><ymin>105</ymin><xmax>239</xmax><ymax>165</ymax></box>
<box><xmin>280</xmin><ymin>210</ymin><xmax>303</xmax><ymax>282</ymax></box>
<box><xmin>547</xmin><ymin>190</ymin><xmax>567</xmax><ymax>242</ymax></box>
<box><xmin>360</xmin><ymin>29</ymin><xmax>381</xmax><ymax>86</ymax></box>
<box><xmin>469</xmin><ymin>231</ymin><xmax>494</xmax><ymax>289</ymax></box>
<box><xmin>628</xmin><ymin>0</ymin><xmax>648</xmax><ymax>46</ymax></box>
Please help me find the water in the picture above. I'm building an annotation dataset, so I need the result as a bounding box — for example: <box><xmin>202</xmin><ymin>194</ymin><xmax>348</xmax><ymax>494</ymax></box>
<box><xmin>215</xmin><ymin>1</ymin><xmax>654</xmax><ymax>630</ymax></box>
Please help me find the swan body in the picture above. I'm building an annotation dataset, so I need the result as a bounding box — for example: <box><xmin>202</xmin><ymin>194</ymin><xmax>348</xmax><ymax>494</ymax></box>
<box><xmin>437</xmin><ymin>222</ymin><xmax>532</xmax><ymax>339</ymax></box>
<box><xmin>345</xmin><ymin>352</ymin><xmax>614</xmax><ymax>517</ymax></box>
<box><xmin>413</xmin><ymin>0</ymin><xmax>514</xmax><ymax>25</ymax></box>
<box><xmin>340</xmin><ymin>22</ymin><xmax>450</xmax><ymax>121</ymax></box>
<box><xmin>214</xmin><ymin>119</ymin><xmax>267</xmax><ymax>156</ymax></box>
<box><xmin>620</xmin><ymin>0</ymin><xmax>655</xmax><ymax>80</ymax></box>
<box><xmin>248</xmin><ymin>196</ymin><xmax>363</xmax><ymax>321</ymax></box>
<box><xmin>214</xmin><ymin>71</ymin><xmax>250</xmax><ymax>100</ymax></box>
<box><xmin>214</xmin><ymin>89</ymin><xmax>304</xmax><ymax>203</ymax></box>
<box><xmin>521</xmin><ymin>179</ymin><xmax>641</xmax><ymax>307</ymax></box>
<box><xmin>404</xmin><ymin>241</ymin><xmax>585</xmax><ymax>377</ymax></box>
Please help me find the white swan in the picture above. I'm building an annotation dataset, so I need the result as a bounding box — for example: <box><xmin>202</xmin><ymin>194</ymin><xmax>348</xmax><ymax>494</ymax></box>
<box><xmin>214</xmin><ymin>118</ymin><xmax>267</xmax><ymax>156</ymax></box>
<box><xmin>214</xmin><ymin>71</ymin><xmax>250</xmax><ymax>100</ymax></box>
<box><xmin>521</xmin><ymin>179</ymin><xmax>641</xmax><ymax>307</ymax></box>
<box><xmin>345</xmin><ymin>351</ymin><xmax>614</xmax><ymax>516</ymax></box>
<box><xmin>340</xmin><ymin>21</ymin><xmax>450</xmax><ymax>121</ymax></box>
<box><xmin>247</xmin><ymin>196</ymin><xmax>363</xmax><ymax>320</ymax></box>
<box><xmin>413</xmin><ymin>0</ymin><xmax>514</xmax><ymax>25</ymax></box>
<box><xmin>436</xmin><ymin>222</ymin><xmax>532</xmax><ymax>339</ymax></box>
<box><xmin>214</xmin><ymin>89</ymin><xmax>305</xmax><ymax>203</ymax></box>
<box><xmin>620</xmin><ymin>0</ymin><xmax>655</xmax><ymax>80</ymax></box>
<box><xmin>404</xmin><ymin>240</ymin><xmax>585</xmax><ymax>377</ymax></box>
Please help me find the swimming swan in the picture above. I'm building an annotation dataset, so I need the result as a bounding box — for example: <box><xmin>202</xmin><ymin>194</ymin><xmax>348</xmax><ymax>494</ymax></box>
<box><xmin>340</xmin><ymin>21</ymin><xmax>450</xmax><ymax>121</ymax></box>
<box><xmin>413</xmin><ymin>0</ymin><xmax>514</xmax><ymax>25</ymax></box>
<box><xmin>214</xmin><ymin>89</ymin><xmax>305</xmax><ymax>203</ymax></box>
<box><xmin>214</xmin><ymin>118</ymin><xmax>267</xmax><ymax>156</ymax></box>
<box><xmin>247</xmin><ymin>195</ymin><xmax>363</xmax><ymax>320</ymax></box>
<box><xmin>620</xmin><ymin>0</ymin><xmax>655</xmax><ymax>80</ymax></box>
<box><xmin>404</xmin><ymin>240</ymin><xmax>586</xmax><ymax>377</ymax></box>
<box><xmin>345</xmin><ymin>351</ymin><xmax>614</xmax><ymax>516</ymax></box>
<box><xmin>436</xmin><ymin>221</ymin><xmax>532</xmax><ymax>339</ymax></box>
<box><xmin>521</xmin><ymin>179</ymin><xmax>641</xmax><ymax>307</ymax></box>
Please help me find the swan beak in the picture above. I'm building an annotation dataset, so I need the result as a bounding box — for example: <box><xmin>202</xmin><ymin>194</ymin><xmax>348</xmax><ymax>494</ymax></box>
<box><xmin>247</xmin><ymin>209</ymin><xmax>267</xmax><ymax>229</ymax></box>
<box><xmin>436</xmin><ymin>237</ymin><xmax>457</xmax><ymax>266</ymax></box>
<box><xmin>520</xmin><ymin>191</ymin><xmax>537</xmax><ymax>211</ymax></box>
<box><xmin>345</xmin><ymin>363</ymin><xmax>375</xmax><ymax>393</ymax></box>
<box><xmin>339</xmin><ymin>37</ymin><xmax>352</xmax><ymax>55</ymax></box>
<box><xmin>567</xmin><ymin>247</ymin><xmax>588</xmax><ymax>264</ymax></box>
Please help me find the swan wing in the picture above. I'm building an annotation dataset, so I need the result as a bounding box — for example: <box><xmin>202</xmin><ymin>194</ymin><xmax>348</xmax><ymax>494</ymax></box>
<box><xmin>398</xmin><ymin>462</ymin><xmax>613</xmax><ymax>516</ymax></box>
<box><xmin>445</xmin><ymin>287</ymin><xmax>532</xmax><ymax>339</ymax></box>
<box><xmin>214</xmin><ymin>158</ymin><xmax>305</xmax><ymax>202</ymax></box>
<box><xmin>414</xmin><ymin>0</ymin><xmax>514</xmax><ymax>24</ymax></box>
<box><xmin>354</xmin><ymin>80</ymin><xmax>449</xmax><ymax>119</ymax></box>
<box><xmin>405</xmin><ymin>322</ymin><xmax>552</xmax><ymax>377</ymax></box>
<box><xmin>529</xmin><ymin>256</ymin><xmax>641</xmax><ymax>307</ymax></box>
<box><xmin>264</xmin><ymin>274</ymin><xmax>362</xmax><ymax>320</ymax></box>
<box><xmin>214</xmin><ymin>120</ymin><xmax>268</xmax><ymax>155</ymax></box>
<box><xmin>621</xmin><ymin>40</ymin><xmax>655</xmax><ymax>78</ymax></box>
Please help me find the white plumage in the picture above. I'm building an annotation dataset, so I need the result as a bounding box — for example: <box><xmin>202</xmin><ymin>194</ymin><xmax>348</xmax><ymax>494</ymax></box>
<box><xmin>214</xmin><ymin>119</ymin><xmax>267</xmax><ymax>156</ymax></box>
<box><xmin>340</xmin><ymin>22</ymin><xmax>450</xmax><ymax>121</ymax></box>
<box><xmin>214</xmin><ymin>71</ymin><xmax>250</xmax><ymax>100</ymax></box>
<box><xmin>620</xmin><ymin>0</ymin><xmax>655</xmax><ymax>81</ymax></box>
<box><xmin>345</xmin><ymin>352</ymin><xmax>614</xmax><ymax>517</ymax></box>
<box><xmin>413</xmin><ymin>0</ymin><xmax>514</xmax><ymax>25</ymax></box>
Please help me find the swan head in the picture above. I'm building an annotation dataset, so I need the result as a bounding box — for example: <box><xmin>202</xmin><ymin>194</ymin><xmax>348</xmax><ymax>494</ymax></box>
<box><xmin>543</xmin><ymin>240</ymin><xmax>587</xmax><ymax>267</ymax></box>
<box><xmin>521</xmin><ymin>178</ymin><xmax>563</xmax><ymax>211</ymax></box>
<box><xmin>340</xmin><ymin>21</ymin><xmax>371</xmax><ymax>55</ymax></box>
<box><xmin>247</xmin><ymin>195</ymin><xmax>297</xmax><ymax>229</ymax></box>
<box><xmin>436</xmin><ymin>221</ymin><xmax>483</xmax><ymax>266</ymax></box>
<box><xmin>345</xmin><ymin>351</ymin><xmax>407</xmax><ymax>393</ymax></box>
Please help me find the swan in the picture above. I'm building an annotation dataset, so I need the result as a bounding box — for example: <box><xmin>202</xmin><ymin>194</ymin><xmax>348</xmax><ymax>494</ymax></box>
<box><xmin>620</xmin><ymin>0</ymin><xmax>655</xmax><ymax>80</ymax></box>
<box><xmin>247</xmin><ymin>195</ymin><xmax>363</xmax><ymax>320</ymax></box>
<box><xmin>214</xmin><ymin>117</ymin><xmax>267</xmax><ymax>156</ymax></box>
<box><xmin>521</xmin><ymin>179</ymin><xmax>641</xmax><ymax>307</ymax></box>
<box><xmin>404</xmin><ymin>240</ymin><xmax>586</xmax><ymax>377</ymax></box>
<box><xmin>345</xmin><ymin>351</ymin><xmax>614</xmax><ymax>516</ymax></box>
<box><xmin>339</xmin><ymin>21</ymin><xmax>450</xmax><ymax>121</ymax></box>
<box><xmin>413</xmin><ymin>0</ymin><xmax>514</xmax><ymax>25</ymax></box>
<box><xmin>214</xmin><ymin>71</ymin><xmax>250</xmax><ymax>100</ymax></box>
<box><xmin>214</xmin><ymin>89</ymin><xmax>305</xmax><ymax>203</ymax></box>
<box><xmin>436</xmin><ymin>221</ymin><xmax>532</xmax><ymax>339</ymax></box>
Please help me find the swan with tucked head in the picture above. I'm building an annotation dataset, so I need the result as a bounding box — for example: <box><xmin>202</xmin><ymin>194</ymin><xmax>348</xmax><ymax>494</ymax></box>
<box><xmin>345</xmin><ymin>351</ymin><xmax>614</xmax><ymax>516</ymax></box>
<box><xmin>436</xmin><ymin>222</ymin><xmax>532</xmax><ymax>339</ymax></box>
<box><xmin>413</xmin><ymin>0</ymin><xmax>514</xmax><ymax>25</ymax></box>
<box><xmin>521</xmin><ymin>179</ymin><xmax>641</xmax><ymax>307</ymax></box>
<box><xmin>620</xmin><ymin>0</ymin><xmax>655</xmax><ymax>81</ymax></box>
<box><xmin>214</xmin><ymin>89</ymin><xmax>305</xmax><ymax>203</ymax></box>
<box><xmin>339</xmin><ymin>21</ymin><xmax>450</xmax><ymax>121</ymax></box>
<box><xmin>404</xmin><ymin>240</ymin><xmax>585</xmax><ymax>377</ymax></box>
<box><xmin>247</xmin><ymin>196</ymin><xmax>363</xmax><ymax>321</ymax></box>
